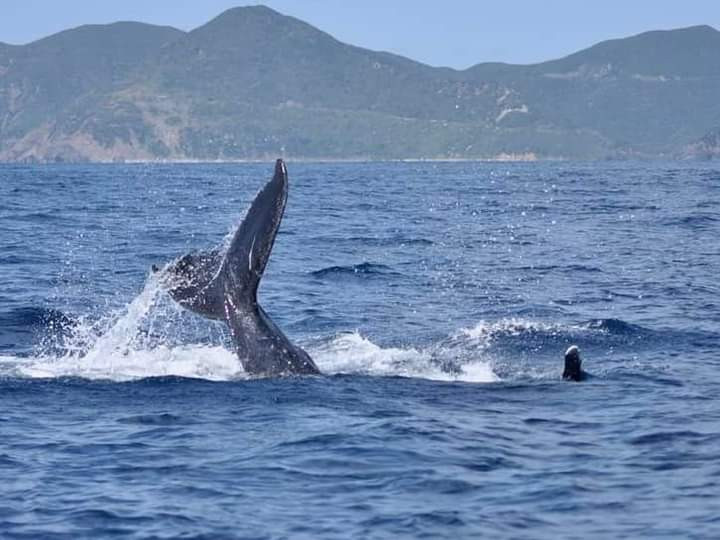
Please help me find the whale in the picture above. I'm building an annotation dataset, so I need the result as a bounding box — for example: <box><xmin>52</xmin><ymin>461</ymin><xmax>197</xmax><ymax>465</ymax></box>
<box><xmin>157</xmin><ymin>159</ymin><xmax>320</xmax><ymax>377</ymax></box>
<box><xmin>562</xmin><ymin>345</ymin><xmax>586</xmax><ymax>381</ymax></box>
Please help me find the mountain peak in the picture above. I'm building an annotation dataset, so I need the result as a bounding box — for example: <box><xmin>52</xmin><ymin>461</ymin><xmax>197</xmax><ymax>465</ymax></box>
<box><xmin>214</xmin><ymin>5</ymin><xmax>281</xmax><ymax>18</ymax></box>
<box><xmin>666</xmin><ymin>24</ymin><xmax>718</xmax><ymax>34</ymax></box>
<box><xmin>627</xmin><ymin>23</ymin><xmax>720</xmax><ymax>44</ymax></box>
<box><xmin>540</xmin><ymin>23</ymin><xmax>720</xmax><ymax>77</ymax></box>
<box><xmin>185</xmin><ymin>3</ymin><xmax>338</xmax><ymax>56</ymax></box>
<box><xmin>26</xmin><ymin>20</ymin><xmax>183</xmax><ymax>49</ymax></box>
<box><xmin>200</xmin><ymin>4</ymin><xmax>293</xmax><ymax>31</ymax></box>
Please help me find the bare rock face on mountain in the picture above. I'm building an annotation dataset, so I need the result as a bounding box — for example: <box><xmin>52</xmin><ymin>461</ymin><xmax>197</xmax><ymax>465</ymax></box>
<box><xmin>683</xmin><ymin>128</ymin><xmax>720</xmax><ymax>159</ymax></box>
<box><xmin>1</xmin><ymin>7</ymin><xmax>719</xmax><ymax>162</ymax></box>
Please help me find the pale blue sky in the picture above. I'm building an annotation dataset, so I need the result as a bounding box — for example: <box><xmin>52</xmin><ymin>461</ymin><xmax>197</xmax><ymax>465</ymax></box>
<box><xmin>2</xmin><ymin>1</ymin><xmax>720</xmax><ymax>68</ymax></box>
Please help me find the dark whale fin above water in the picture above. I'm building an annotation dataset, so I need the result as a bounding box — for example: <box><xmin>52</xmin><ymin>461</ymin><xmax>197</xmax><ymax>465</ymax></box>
<box><xmin>162</xmin><ymin>160</ymin><xmax>288</xmax><ymax>318</ymax></box>
<box><xmin>159</xmin><ymin>159</ymin><xmax>320</xmax><ymax>376</ymax></box>
<box><xmin>223</xmin><ymin>158</ymin><xmax>288</xmax><ymax>304</ymax></box>
<box><xmin>161</xmin><ymin>248</ymin><xmax>226</xmax><ymax>319</ymax></box>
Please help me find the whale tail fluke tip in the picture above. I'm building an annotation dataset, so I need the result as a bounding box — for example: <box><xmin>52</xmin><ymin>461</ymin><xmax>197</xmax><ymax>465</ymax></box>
<box><xmin>275</xmin><ymin>158</ymin><xmax>286</xmax><ymax>177</ymax></box>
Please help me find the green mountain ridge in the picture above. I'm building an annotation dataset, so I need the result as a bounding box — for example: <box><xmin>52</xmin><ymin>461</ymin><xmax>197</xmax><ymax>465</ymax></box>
<box><xmin>1</xmin><ymin>5</ymin><xmax>719</xmax><ymax>162</ymax></box>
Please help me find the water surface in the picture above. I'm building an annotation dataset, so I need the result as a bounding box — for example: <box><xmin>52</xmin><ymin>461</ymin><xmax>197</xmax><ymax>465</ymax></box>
<box><xmin>0</xmin><ymin>161</ymin><xmax>718</xmax><ymax>538</ymax></box>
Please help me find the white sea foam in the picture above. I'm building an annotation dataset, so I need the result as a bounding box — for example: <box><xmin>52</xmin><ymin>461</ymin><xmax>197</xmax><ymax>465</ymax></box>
<box><xmin>15</xmin><ymin>345</ymin><xmax>240</xmax><ymax>381</ymax></box>
<box><xmin>0</xmin><ymin>331</ymin><xmax>498</xmax><ymax>383</ymax></box>
<box><xmin>0</xmin><ymin>273</ymin><xmax>243</xmax><ymax>381</ymax></box>
<box><xmin>309</xmin><ymin>331</ymin><xmax>498</xmax><ymax>383</ymax></box>
<box><xmin>3</xmin><ymin>291</ymin><xmax>619</xmax><ymax>384</ymax></box>
<box><xmin>0</xmin><ymin>274</ymin><xmax>505</xmax><ymax>384</ymax></box>
<box><xmin>460</xmin><ymin>318</ymin><xmax>561</xmax><ymax>341</ymax></box>
<box><xmin>458</xmin><ymin>317</ymin><xmax>595</xmax><ymax>343</ymax></box>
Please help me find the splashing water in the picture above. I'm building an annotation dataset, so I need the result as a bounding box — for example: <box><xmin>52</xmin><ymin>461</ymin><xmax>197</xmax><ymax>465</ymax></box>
<box><xmin>0</xmin><ymin>270</ymin><xmax>662</xmax><ymax>384</ymax></box>
<box><xmin>15</xmin><ymin>274</ymin><xmax>239</xmax><ymax>381</ymax></box>
<box><xmin>310</xmin><ymin>331</ymin><xmax>498</xmax><ymax>382</ymax></box>
<box><xmin>0</xmin><ymin>272</ymin><xmax>499</xmax><ymax>383</ymax></box>
<box><xmin>1</xmin><ymin>274</ymin><xmax>649</xmax><ymax>385</ymax></box>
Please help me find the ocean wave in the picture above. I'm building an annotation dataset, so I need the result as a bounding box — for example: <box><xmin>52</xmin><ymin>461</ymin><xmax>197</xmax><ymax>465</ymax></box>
<box><xmin>459</xmin><ymin>317</ymin><xmax>653</xmax><ymax>346</ymax></box>
<box><xmin>581</xmin><ymin>318</ymin><xmax>646</xmax><ymax>335</ymax></box>
<box><xmin>346</xmin><ymin>235</ymin><xmax>434</xmax><ymax>247</ymax></box>
<box><xmin>663</xmin><ymin>213</ymin><xmax>719</xmax><ymax>228</ymax></box>
<box><xmin>0</xmin><ymin>306</ymin><xmax>78</xmax><ymax>353</ymax></box>
<box><xmin>310</xmin><ymin>262</ymin><xmax>399</xmax><ymax>278</ymax></box>
<box><xmin>515</xmin><ymin>264</ymin><xmax>603</xmax><ymax>274</ymax></box>
<box><xmin>0</xmin><ymin>306</ymin><xmax>77</xmax><ymax>331</ymax></box>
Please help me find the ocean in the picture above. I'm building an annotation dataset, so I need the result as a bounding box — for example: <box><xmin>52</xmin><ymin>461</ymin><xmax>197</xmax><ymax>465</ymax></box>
<box><xmin>0</xmin><ymin>161</ymin><xmax>718</xmax><ymax>538</ymax></box>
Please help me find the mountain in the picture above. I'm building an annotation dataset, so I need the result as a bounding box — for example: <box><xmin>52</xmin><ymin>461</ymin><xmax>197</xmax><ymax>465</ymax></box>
<box><xmin>683</xmin><ymin>127</ymin><xmax>720</xmax><ymax>159</ymax></box>
<box><xmin>1</xmin><ymin>6</ymin><xmax>719</xmax><ymax>162</ymax></box>
<box><xmin>464</xmin><ymin>25</ymin><xmax>720</xmax><ymax>156</ymax></box>
<box><xmin>0</xmin><ymin>21</ymin><xmax>184</xmax><ymax>160</ymax></box>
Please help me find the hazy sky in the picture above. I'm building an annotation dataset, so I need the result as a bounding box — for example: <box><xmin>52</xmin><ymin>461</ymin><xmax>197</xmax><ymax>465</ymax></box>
<box><xmin>2</xmin><ymin>1</ymin><xmax>720</xmax><ymax>69</ymax></box>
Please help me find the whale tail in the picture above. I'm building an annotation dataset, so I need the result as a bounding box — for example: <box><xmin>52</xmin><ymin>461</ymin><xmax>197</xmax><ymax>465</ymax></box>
<box><xmin>159</xmin><ymin>159</ymin><xmax>289</xmax><ymax>319</ymax></box>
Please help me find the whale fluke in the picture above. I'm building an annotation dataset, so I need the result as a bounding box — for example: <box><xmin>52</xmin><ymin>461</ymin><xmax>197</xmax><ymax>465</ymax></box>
<box><xmin>159</xmin><ymin>159</ymin><xmax>320</xmax><ymax>376</ymax></box>
<box><xmin>162</xmin><ymin>248</ymin><xmax>226</xmax><ymax>319</ymax></box>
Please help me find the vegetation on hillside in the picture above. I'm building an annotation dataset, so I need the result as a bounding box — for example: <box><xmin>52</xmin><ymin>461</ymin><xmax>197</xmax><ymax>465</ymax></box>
<box><xmin>1</xmin><ymin>6</ymin><xmax>718</xmax><ymax>161</ymax></box>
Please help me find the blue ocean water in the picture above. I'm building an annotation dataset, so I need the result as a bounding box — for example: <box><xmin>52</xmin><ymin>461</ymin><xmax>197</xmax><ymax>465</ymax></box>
<box><xmin>0</xmin><ymin>161</ymin><xmax>718</xmax><ymax>539</ymax></box>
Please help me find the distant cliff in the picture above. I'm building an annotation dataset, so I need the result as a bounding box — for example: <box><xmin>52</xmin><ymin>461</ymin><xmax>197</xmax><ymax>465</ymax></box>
<box><xmin>1</xmin><ymin>6</ymin><xmax>720</xmax><ymax>162</ymax></box>
<box><xmin>683</xmin><ymin>128</ymin><xmax>720</xmax><ymax>159</ymax></box>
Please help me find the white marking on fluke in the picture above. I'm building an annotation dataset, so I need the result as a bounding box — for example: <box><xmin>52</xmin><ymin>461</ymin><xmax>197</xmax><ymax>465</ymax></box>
<box><xmin>248</xmin><ymin>235</ymin><xmax>256</xmax><ymax>272</ymax></box>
